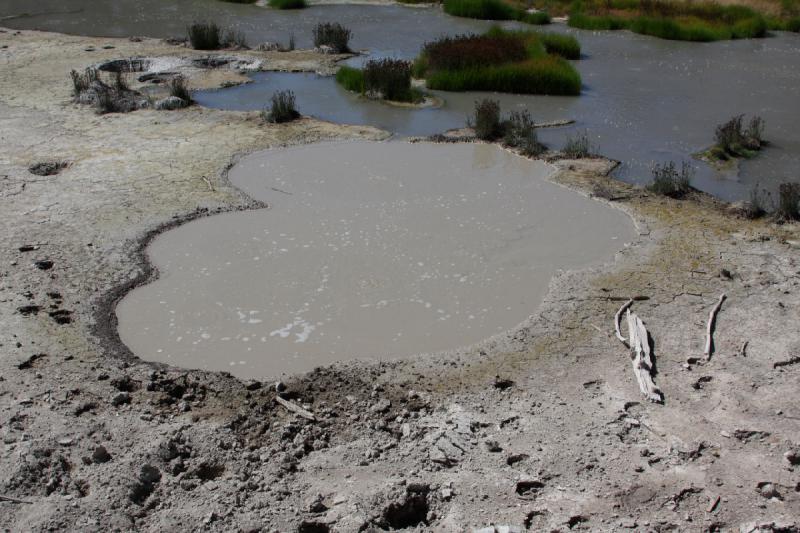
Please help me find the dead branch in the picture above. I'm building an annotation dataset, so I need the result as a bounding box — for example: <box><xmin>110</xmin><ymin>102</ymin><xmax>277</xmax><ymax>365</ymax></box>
<box><xmin>274</xmin><ymin>396</ymin><xmax>316</xmax><ymax>421</ymax></box>
<box><xmin>704</xmin><ymin>294</ymin><xmax>726</xmax><ymax>360</ymax></box>
<box><xmin>615</xmin><ymin>298</ymin><xmax>634</xmax><ymax>346</ymax></box>
<box><xmin>0</xmin><ymin>495</ymin><xmax>32</xmax><ymax>504</ymax></box>
<box><xmin>627</xmin><ymin>309</ymin><xmax>662</xmax><ymax>403</ymax></box>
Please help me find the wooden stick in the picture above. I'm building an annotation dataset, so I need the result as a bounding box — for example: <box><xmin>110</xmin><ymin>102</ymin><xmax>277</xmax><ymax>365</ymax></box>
<box><xmin>704</xmin><ymin>294</ymin><xmax>726</xmax><ymax>360</ymax></box>
<box><xmin>0</xmin><ymin>495</ymin><xmax>32</xmax><ymax>504</ymax></box>
<box><xmin>615</xmin><ymin>298</ymin><xmax>635</xmax><ymax>345</ymax></box>
<box><xmin>627</xmin><ymin>310</ymin><xmax>662</xmax><ymax>403</ymax></box>
<box><xmin>274</xmin><ymin>396</ymin><xmax>316</xmax><ymax>421</ymax></box>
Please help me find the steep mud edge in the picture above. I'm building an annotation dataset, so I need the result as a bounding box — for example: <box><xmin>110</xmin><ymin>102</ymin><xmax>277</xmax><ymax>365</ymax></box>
<box><xmin>1</xmin><ymin>29</ymin><xmax>799</xmax><ymax>532</ymax></box>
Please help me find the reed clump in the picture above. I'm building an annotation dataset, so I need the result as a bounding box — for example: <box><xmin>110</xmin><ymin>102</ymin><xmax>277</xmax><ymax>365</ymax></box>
<box><xmin>443</xmin><ymin>0</ymin><xmax>552</xmax><ymax>25</ymax></box>
<box><xmin>70</xmin><ymin>68</ymin><xmax>146</xmax><ymax>114</ymax></box>
<box><xmin>561</xmin><ymin>130</ymin><xmax>592</xmax><ymax>158</ymax></box>
<box><xmin>312</xmin><ymin>22</ymin><xmax>352</xmax><ymax>53</ymax></box>
<box><xmin>168</xmin><ymin>76</ymin><xmax>192</xmax><ymax>103</ymax></box>
<box><xmin>187</xmin><ymin>22</ymin><xmax>248</xmax><ymax>50</ymax></box>
<box><xmin>708</xmin><ymin>114</ymin><xmax>765</xmax><ymax>161</ymax></box>
<box><xmin>262</xmin><ymin>90</ymin><xmax>300</xmax><ymax>123</ymax></box>
<box><xmin>776</xmin><ymin>182</ymin><xmax>800</xmax><ymax>220</ymax></box>
<box><xmin>647</xmin><ymin>160</ymin><xmax>693</xmax><ymax>198</ymax></box>
<box><xmin>336</xmin><ymin>60</ymin><xmax>422</xmax><ymax>103</ymax></box>
<box><xmin>468</xmin><ymin>99</ymin><xmax>548</xmax><ymax>156</ymax></box>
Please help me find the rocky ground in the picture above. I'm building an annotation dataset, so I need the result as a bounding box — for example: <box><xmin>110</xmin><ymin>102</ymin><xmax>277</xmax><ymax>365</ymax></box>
<box><xmin>1</xmin><ymin>29</ymin><xmax>799</xmax><ymax>533</ymax></box>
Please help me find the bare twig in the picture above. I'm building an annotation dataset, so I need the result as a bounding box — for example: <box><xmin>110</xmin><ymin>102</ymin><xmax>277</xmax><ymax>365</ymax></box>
<box><xmin>0</xmin><ymin>495</ymin><xmax>33</xmax><ymax>504</ymax></box>
<box><xmin>704</xmin><ymin>294</ymin><xmax>726</xmax><ymax>360</ymax></box>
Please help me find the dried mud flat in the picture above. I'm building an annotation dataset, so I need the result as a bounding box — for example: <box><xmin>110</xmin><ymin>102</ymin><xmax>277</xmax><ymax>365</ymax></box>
<box><xmin>1</xmin><ymin>28</ymin><xmax>799</xmax><ymax>533</ymax></box>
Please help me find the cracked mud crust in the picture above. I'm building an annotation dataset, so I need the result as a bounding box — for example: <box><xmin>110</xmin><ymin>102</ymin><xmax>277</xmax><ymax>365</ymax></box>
<box><xmin>1</xmin><ymin>29</ymin><xmax>799</xmax><ymax>532</ymax></box>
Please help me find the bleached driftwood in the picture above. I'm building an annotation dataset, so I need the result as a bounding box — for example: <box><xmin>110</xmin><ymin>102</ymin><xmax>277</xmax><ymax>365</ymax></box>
<box><xmin>275</xmin><ymin>396</ymin><xmax>316</xmax><ymax>421</ymax></box>
<box><xmin>615</xmin><ymin>298</ymin><xmax>635</xmax><ymax>345</ymax></box>
<box><xmin>704</xmin><ymin>294</ymin><xmax>726</xmax><ymax>360</ymax></box>
<box><xmin>626</xmin><ymin>309</ymin><xmax>663</xmax><ymax>403</ymax></box>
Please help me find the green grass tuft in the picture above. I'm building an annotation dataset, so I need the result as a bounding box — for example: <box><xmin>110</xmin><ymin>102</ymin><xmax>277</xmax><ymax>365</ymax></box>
<box><xmin>567</xmin><ymin>0</ymin><xmax>769</xmax><ymax>41</ymax></box>
<box><xmin>443</xmin><ymin>0</ymin><xmax>518</xmax><ymax>19</ymax></box>
<box><xmin>539</xmin><ymin>32</ymin><xmax>581</xmax><ymax>59</ymax></box>
<box><xmin>336</xmin><ymin>66</ymin><xmax>365</xmax><ymax>93</ymax></box>
<box><xmin>268</xmin><ymin>0</ymin><xmax>307</xmax><ymax>9</ymax></box>
<box><xmin>426</xmin><ymin>57</ymin><xmax>581</xmax><ymax>95</ymax></box>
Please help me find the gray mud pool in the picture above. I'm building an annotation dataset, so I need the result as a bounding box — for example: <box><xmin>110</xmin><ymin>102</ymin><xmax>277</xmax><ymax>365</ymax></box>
<box><xmin>116</xmin><ymin>142</ymin><xmax>635</xmax><ymax>378</ymax></box>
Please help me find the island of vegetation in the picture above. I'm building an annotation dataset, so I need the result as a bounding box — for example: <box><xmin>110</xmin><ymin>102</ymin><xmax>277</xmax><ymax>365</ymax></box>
<box><xmin>336</xmin><ymin>59</ymin><xmax>426</xmax><ymax>104</ymax></box>
<box><xmin>696</xmin><ymin>114</ymin><xmax>766</xmax><ymax>168</ymax></box>
<box><xmin>411</xmin><ymin>27</ymin><xmax>582</xmax><ymax>95</ymax></box>
<box><xmin>434</xmin><ymin>0</ymin><xmax>800</xmax><ymax>40</ymax></box>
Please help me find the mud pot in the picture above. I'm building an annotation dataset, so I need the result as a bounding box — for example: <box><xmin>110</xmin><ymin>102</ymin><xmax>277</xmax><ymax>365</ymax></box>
<box><xmin>117</xmin><ymin>141</ymin><xmax>634</xmax><ymax>378</ymax></box>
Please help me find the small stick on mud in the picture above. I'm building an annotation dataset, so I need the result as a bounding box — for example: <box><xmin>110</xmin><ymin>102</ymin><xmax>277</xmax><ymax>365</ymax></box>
<box><xmin>739</xmin><ymin>340</ymin><xmax>748</xmax><ymax>357</ymax></box>
<box><xmin>704</xmin><ymin>294</ymin><xmax>726</xmax><ymax>360</ymax></box>
<box><xmin>590</xmin><ymin>323</ymin><xmax>611</xmax><ymax>338</ymax></box>
<box><xmin>201</xmin><ymin>176</ymin><xmax>215</xmax><ymax>192</ymax></box>
<box><xmin>627</xmin><ymin>309</ymin><xmax>662</xmax><ymax>403</ymax></box>
<box><xmin>615</xmin><ymin>298</ymin><xmax>635</xmax><ymax>346</ymax></box>
<box><xmin>707</xmin><ymin>494</ymin><xmax>720</xmax><ymax>513</ymax></box>
<box><xmin>0</xmin><ymin>495</ymin><xmax>32</xmax><ymax>504</ymax></box>
<box><xmin>275</xmin><ymin>396</ymin><xmax>316</xmax><ymax>421</ymax></box>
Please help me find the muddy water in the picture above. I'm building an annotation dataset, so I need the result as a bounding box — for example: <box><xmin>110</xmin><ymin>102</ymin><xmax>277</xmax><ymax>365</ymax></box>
<box><xmin>0</xmin><ymin>1</ymin><xmax>493</xmax><ymax>53</ymax></box>
<box><xmin>195</xmin><ymin>30</ymin><xmax>800</xmax><ymax>202</ymax></box>
<box><xmin>117</xmin><ymin>142</ymin><xmax>634</xmax><ymax>378</ymax></box>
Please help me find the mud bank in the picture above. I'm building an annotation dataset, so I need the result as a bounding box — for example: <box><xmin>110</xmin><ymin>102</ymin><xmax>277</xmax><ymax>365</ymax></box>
<box><xmin>1</xmin><ymin>29</ymin><xmax>799</xmax><ymax>532</ymax></box>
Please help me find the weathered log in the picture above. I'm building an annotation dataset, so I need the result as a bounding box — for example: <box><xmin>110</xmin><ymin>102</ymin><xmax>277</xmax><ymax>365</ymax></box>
<box><xmin>614</xmin><ymin>298</ymin><xmax>635</xmax><ymax>345</ymax></box>
<box><xmin>626</xmin><ymin>309</ymin><xmax>662</xmax><ymax>403</ymax></box>
<box><xmin>274</xmin><ymin>396</ymin><xmax>316</xmax><ymax>421</ymax></box>
<box><xmin>704</xmin><ymin>294</ymin><xmax>726</xmax><ymax>360</ymax></box>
